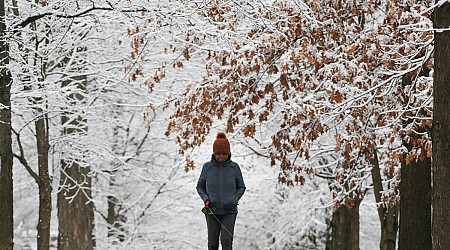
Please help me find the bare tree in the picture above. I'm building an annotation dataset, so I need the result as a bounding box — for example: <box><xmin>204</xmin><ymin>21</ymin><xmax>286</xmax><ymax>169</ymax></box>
<box><xmin>0</xmin><ymin>0</ymin><xmax>14</xmax><ymax>249</ymax></box>
<box><xmin>10</xmin><ymin>3</ymin><xmax>54</xmax><ymax>248</ymax></box>
<box><xmin>57</xmin><ymin>68</ymin><xmax>94</xmax><ymax>249</ymax></box>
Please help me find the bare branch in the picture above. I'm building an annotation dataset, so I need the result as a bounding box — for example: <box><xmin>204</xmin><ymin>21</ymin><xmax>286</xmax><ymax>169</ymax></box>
<box><xmin>12</xmin><ymin>129</ymin><xmax>41</xmax><ymax>185</ymax></box>
<box><xmin>10</xmin><ymin>5</ymin><xmax>148</xmax><ymax>32</ymax></box>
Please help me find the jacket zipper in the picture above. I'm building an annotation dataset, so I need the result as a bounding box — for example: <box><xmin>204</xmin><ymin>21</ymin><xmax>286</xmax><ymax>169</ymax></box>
<box><xmin>219</xmin><ymin>163</ymin><xmax>223</xmax><ymax>194</ymax></box>
<box><xmin>219</xmin><ymin>162</ymin><xmax>223</xmax><ymax>211</ymax></box>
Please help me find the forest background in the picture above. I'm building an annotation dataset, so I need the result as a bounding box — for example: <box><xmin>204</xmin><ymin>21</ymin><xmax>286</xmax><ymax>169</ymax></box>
<box><xmin>1</xmin><ymin>0</ymin><xmax>450</xmax><ymax>250</ymax></box>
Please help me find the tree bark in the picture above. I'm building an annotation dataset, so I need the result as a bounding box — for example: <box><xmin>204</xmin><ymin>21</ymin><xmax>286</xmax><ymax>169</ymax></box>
<box><xmin>370</xmin><ymin>147</ymin><xmax>398</xmax><ymax>250</ymax></box>
<box><xmin>35</xmin><ymin>112</ymin><xmax>52</xmax><ymax>250</ymax></box>
<box><xmin>107</xmin><ymin>176</ymin><xmax>126</xmax><ymax>243</ymax></box>
<box><xmin>331</xmin><ymin>199</ymin><xmax>360</xmax><ymax>250</ymax></box>
<box><xmin>398</xmin><ymin>155</ymin><xmax>431</xmax><ymax>250</ymax></box>
<box><xmin>29</xmin><ymin>9</ymin><xmax>52</xmax><ymax>248</ymax></box>
<box><xmin>0</xmin><ymin>0</ymin><xmax>14</xmax><ymax>249</ymax></box>
<box><xmin>107</xmin><ymin>127</ymin><xmax>120</xmax><ymax>242</ymax></box>
<box><xmin>380</xmin><ymin>206</ymin><xmax>398</xmax><ymax>250</ymax></box>
<box><xmin>57</xmin><ymin>161</ymin><xmax>94</xmax><ymax>250</ymax></box>
<box><xmin>325</xmin><ymin>209</ymin><xmax>332</xmax><ymax>250</ymax></box>
<box><xmin>107</xmin><ymin>192</ymin><xmax>126</xmax><ymax>243</ymax></box>
<box><xmin>396</xmin><ymin>52</ymin><xmax>432</xmax><ymax>250</ymax></box>
<box><xmin>432</xmin><ymin>4</ymin><xmax>450</xmax><ymax>250</ymax></box>
<box><xmin>57</xmin><ymin>75</ymin><xmax>95</xmax><ymax>250</ymax></box>
<box><xmin>107</xmin><ymin>193</ymin><xmax>118</xmax><ymax>238</ymax></box>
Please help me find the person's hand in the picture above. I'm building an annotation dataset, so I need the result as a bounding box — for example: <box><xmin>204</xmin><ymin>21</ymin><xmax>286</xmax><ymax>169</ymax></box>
<box><xmin>201</xmin><ymin>200</ymin><xmax>211</xmax><ymax>214</ymax></box>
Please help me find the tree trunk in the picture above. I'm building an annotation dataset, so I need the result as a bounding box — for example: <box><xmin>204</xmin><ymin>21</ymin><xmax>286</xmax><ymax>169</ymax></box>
<box><xmin>107</xmin><ymin>173</ymin><xmax>123</xmax><ymax>242</ymax></box>
<box><xmin>107</xmin><ymin>194</ymin><xmax>118</xmax><ymax>238</ymax></box>
<box><xmin>32</xmin><ymin>16</ymin><xmax>52</xmax><ymax>249</ymax></box>
<box><xmin>0</xmin><ymin>0</ymin><xmax>14</xmax><ymax>248</ymax></box>
<box><xmin>57</xmin><ymin>75</ymin><xmax>95</xmax><ymax>250</ymax></box>
<box><xmin>57</xmin><ymin>161</ymin><xmax>94</xmax><ymax>250</ymax></box>
<box><xmin>35</xmin><ymin>112</ymin><xmax>52</xmax><ymax>250</ymax></box>
<box><xmin>107</xmin><ymin>192</ymin><xmax>126</xmax><ymax>243</ymax></box>
<box><xmin>331</xmin><ymin>199</ymin><xmax>360</xmax><ymax>250</ymax></box>
<box><xmin>107</xmin><ymin>126</ymin><xmax>127</xmax><ymax>243</ymax></box>
<box><xmin>398</xmin><ymin>156</ymin><xmax>431</xmax><ymax>250</ymax></box>
<box><xmin>370</xmin><ymin>146</ymin><xmax>398</xmax><ymax>250</ymax></box>
<box><xmin>380</xmin><ymin>207</ymin><xmax>398</xmax><ymax>250</ymax></box>
<box><xmin>432</xmin><ymin>4</ymin><xmax>450</xmax><ymax>250</ymax></box>
<box><xmin>396</xmin><ymin>54</ymin><xmax>432</xmax><ymax>250</ymax></box>
<box><xmin>325</xmin><ymin>209</ymin><xmax>332</xmax><ymax>250</ymax></box>
<box><xmin>107</xmin><ymin>127</ymin><xmax>119</xmax><ymax>241</ymax></box>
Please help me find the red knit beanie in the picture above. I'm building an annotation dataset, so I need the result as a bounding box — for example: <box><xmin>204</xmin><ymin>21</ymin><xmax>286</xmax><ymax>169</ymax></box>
<box><xmin>213</xmin><ymin>132</ymin><xmax>231</xmax><ymax>155</ymax></box>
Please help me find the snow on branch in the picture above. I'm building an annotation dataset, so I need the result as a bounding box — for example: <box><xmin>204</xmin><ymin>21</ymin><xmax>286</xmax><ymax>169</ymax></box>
<box><xmin>10</xmin><ymin>5</ymin><xmax>148</xmax><ymax>32</ymax></box>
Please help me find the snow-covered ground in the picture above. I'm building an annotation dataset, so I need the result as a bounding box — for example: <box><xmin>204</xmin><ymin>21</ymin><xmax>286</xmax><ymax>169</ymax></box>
<box><xmin>12</xmin><ymin>133</ymin><xmax>380</xmax><ymax>250</ymax></box>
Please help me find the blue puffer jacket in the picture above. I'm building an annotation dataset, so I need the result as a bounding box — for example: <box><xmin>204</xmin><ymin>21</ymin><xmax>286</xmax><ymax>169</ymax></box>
<box><xmin>196</xmin><ymin>154</ymin><xmax>246</xmax><ymax>215</ymax></box>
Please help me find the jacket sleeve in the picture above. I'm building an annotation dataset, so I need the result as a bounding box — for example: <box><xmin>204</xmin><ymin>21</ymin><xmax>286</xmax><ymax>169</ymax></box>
<box><xmin>235</xmin><ymin>164</ymin><xmax>246</xmax><ymax>200</ymax></box>
<box><xmin>196</xmin><ymin>164</ymin><xmax>209</xmax><ymax>202</ymax></box>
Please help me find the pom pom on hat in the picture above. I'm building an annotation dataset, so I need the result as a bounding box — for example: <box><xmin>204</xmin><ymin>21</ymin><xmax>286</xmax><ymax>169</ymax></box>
<box><xmin>217</xmin><ymin>132</ymin><xmax>227</xmax><ymax>139</ymax></box>
<box><xmin>213</xmin><ymin>132</ymin><xmax>230</xmax><ymax>155</ymax></box>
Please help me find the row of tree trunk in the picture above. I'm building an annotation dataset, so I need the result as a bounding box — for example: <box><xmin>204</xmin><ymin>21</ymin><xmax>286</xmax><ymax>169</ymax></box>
<box><xmin>308</xmin><ymin>3</ymin><xmax>450</xmax><ymax>250</ymax></box>
<box><xmin>329</xmin><ymin>133</ymin><xmax>430</xmax><ymax>250</ymax></box>
<box><xmin>0</xmin><ymin>2</ymin><xmax>95</xmax><ymax>249</ymax></box>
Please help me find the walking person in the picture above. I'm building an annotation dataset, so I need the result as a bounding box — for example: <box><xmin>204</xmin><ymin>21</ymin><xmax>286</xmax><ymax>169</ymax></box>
<box><xmin>196</xmin><ymin>132</ymin><xmax>246</xmax><ymax>250</ymax></box>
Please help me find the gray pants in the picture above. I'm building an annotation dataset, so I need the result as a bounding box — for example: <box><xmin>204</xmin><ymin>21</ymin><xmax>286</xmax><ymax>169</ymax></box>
<box><xmin>205</xmin><ymin>213</ymin><xmax>237</xmax><ymax>250</ymax></box>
